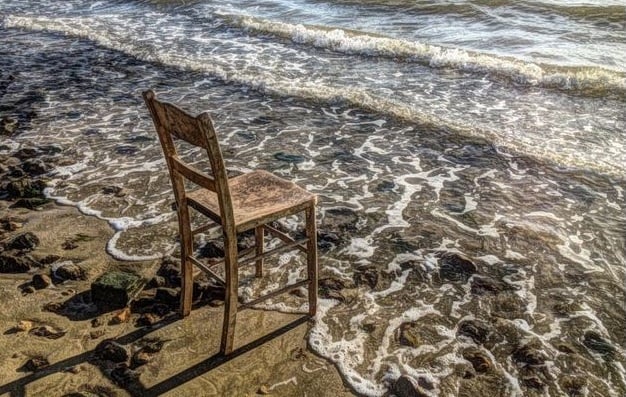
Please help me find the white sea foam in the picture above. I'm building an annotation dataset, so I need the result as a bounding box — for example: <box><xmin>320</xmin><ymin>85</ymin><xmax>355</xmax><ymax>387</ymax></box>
<box><xmin>219</xmin><ymin>12</ymin><xmax>626</xmax><ymax>95</ymax></box>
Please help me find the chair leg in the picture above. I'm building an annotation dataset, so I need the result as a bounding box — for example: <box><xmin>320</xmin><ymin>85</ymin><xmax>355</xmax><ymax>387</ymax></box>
<box><xmin>220</xmin><ymin>235</ymin><xmax>239</xmax><ymax>355</ymax></box>
<box><xmin>255</xmin><ymin>225</ymin><xmax>264</xmax><ymax>277</ymax></box>
<box><xmin>178</xmin><ymin>205</ymin><xmax>194</xmax><ymax>317</ymax></box>
<box><xmin>305</xmin><ymin>205</ymin><xmax>318</xmax><ymax>316</ymax></box>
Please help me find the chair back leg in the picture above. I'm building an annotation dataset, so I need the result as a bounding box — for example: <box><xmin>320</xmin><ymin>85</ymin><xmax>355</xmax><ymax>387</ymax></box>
<box><xmin>220</xmin><ymin>235</ymin><xmax>239</xmax><ymax>354</ymax></box>
<box><xmin>255</xmin><ymin>225</ymin><xmax>265</xmax><ymax>277</ymax></box>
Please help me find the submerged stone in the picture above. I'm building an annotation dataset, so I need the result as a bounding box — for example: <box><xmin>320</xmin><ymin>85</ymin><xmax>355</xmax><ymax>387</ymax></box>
<box><xmin>391</xmin><ymin>375</ymin><xmax>429</xmax><ymax>397</ymax></box>
<box><xmin>6</xmin><ymin>231</ymin><xmax>40</xmax><ymax>251</ymax></box>
<box><xmin>583</xmin><ymin>331</ymin><xmax>615</xmax><ymax>357</ymax></box>
<box><xmin>438</xmin><ymin>252</ymin><xmax>477</xmax><ymax>282</ymax></box>
<box><xmin>457</xmin><ymin>319</ymin><xmax>491</xmax><ymax>345</ymax></box>
<box><xmin>91</xmin><ymin>271</ymin><xmax>142</xmax><ymax>311</ymax></box>
<box><xmin>273</xmin><ymin>152</ymin><xmax>305</xmax><ymax>164</ymax></box>
<box><xmin>95</xmin><ymin>340</ymin><xmax>128</xmax><ymax>363</ymax></box>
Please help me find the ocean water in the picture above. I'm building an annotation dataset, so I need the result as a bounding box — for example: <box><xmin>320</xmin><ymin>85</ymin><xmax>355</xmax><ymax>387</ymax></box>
<box><xmin>1</xmin><ymin>0</ymin><xmax>625</xmax><ymax>395</ymax></box>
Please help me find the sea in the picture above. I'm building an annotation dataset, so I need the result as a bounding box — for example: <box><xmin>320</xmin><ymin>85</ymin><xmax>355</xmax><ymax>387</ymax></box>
<box><xmin>1</xmin><ymin>0</ymin><xmax>625</xmax><ymax>395</ymax></box>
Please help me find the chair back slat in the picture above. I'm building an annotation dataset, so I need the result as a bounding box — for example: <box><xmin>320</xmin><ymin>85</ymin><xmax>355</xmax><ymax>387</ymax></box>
<box><xmin>143</xmin><ymin>90</ymin><xmax>235</xmax><ymax>234</ymax></box>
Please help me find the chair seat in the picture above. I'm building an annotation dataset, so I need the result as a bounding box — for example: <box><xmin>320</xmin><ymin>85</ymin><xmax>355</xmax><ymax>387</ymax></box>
<box><xmin>187</xmin><ymin>170</ymin><xmax>316</xmax><ymax>233</ymax></box>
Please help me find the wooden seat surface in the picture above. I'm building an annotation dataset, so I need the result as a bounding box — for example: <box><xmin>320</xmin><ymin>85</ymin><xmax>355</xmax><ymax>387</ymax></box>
<box><xmin>187</xmin><ymin>170</ymin><xmax>316</xmax><ymax>233</ymax></box>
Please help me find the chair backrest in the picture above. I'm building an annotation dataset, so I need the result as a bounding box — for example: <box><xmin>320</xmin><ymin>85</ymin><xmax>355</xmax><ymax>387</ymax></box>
<box><xmin>142</xmin><ymin>90</ymin><xmax>235</xmax><ymax>233</ymax></box>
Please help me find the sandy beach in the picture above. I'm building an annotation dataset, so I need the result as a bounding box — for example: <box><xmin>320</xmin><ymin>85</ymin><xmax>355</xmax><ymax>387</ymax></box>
<box><xmin>0</xmin><ymin>198</ymin><xmax>354</xmax><ymax>396</ymax></box>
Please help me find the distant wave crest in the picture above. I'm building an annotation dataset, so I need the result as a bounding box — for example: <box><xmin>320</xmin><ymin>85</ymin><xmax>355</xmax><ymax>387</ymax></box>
<box><xmin>222</xmin><ymin>12</ymin><xmax>626</xmax><ymax>97</ymax></box>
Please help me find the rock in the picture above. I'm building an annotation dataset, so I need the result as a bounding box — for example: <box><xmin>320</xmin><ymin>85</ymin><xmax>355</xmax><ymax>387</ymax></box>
<box><xmin>397</xmin><ymin>322</ymin><xmax>421</xmax><ymax>348</ymax></box>
<box><xmin>10</xmin><ymin>197</ymin><xmax>51</xmax><ymax>209</ymax></box>
<box><xmin>90</xmin><ymin>329</ymin><xmax>106</xmax><ymax>340</ymax></box>
<box><xmin>463</xmin><ymin>350</ymin><xmax>491</xmax><ymax>373</ymax></box>
<box><xmin>583</xmin><ymin>331</ymin><xmax>615</xmax><ymax>357</ymax></box>
<box><xmin>110</xmin><ymin>307</ymin><xmax>132</xmax><ymax>325</ymax></box>
<box><xmin>91</xmin><ymin>271</ymin><xmax>143</xmax><ymax>311</ymax></box>
<box><xmin>1</xmin><ymin>116</ymin><xmax>18</xmax><ymax>135</ymax></box>
<box><xmin>0</xmin><ymin>218</ymin><xmax>22</xmax><ymax>231</ymax></box>
<box><xmin>22</xmin><ymin>159</ymin><xmax>48</xmax><ymax>176</ymax></box>
<box><xmin>102</xmin><ymin>185</ymin><xmax>128</xmax><ymax>197</ymax></box>
<box><xmin>257</xmin><ymin>384</ymin><xmax>270</xmax><ymax>395</ymax></box>
<box><xmin>142</xmin><ymin>339</ymin><xmax>165</xmax><ymax>354</ymax></box>
<box><xmin>391</xmin><ymin>375</ymin><xmax>429</xmax><ymax>397</ymax></box>
<box><xmin>110</xmin><ymin>364</ymin><xmax>140</xmax><ymax>387</ymax></box>
<box><xmin>130</xmin><ymin>350</ymin><xmax>152</xmax><ymax>368</ymax></box>
<box><xmin>322</xmin><ymin>207</ymin><xmax>359</xmax><ymax>232</ymax></box>
<box><xmin>438</xmin><ymin>252</ymin><xmax>477</xmax><ymax>282</ymax></box>
<box><xmin>145</xmin><ymin>275</ymin><xmax>166</xmax><ymax>290</ymax></box>
<box><xmin>43</xmin><ymin>302</ymin><xmax>65</xmax><ymax>313</ymax></box>
<box><xmin>155</xmin><ymin>287</ymin><xmax>180</xmax><ymax>307</ymax></box>
<box><xmin>0</xmin><ymin>252</ymin><xmax>36</xmax><ymax>273</ymax></box>
<box><xmin>6</xmin><ymin>232</ymin><xmax>40</xmax><ymax>251</ymax></box>
<box><xmin>32</xmin><ymin>274</ymin><xmax>52</xmax><ymax>289</ymax></box>
<box><xmin>353</xmin><ymin>264</ymin><xmax>379</xmax><ymax>289</ymax></box>
<box><xmin>23</xmin><ymin>356</ymin><xmax>49</xmax><ymax>372</ymax></box>
<box><xmin>318</xmin><ymin>276</ymin><xmax>355</xmax><ymax>302</ymax></box>
<box><xmin>95</xmin><ymin>340</ymin><xmax>128</xmax><ymax>363</ymax></box>
<box><xmin>376</xmin><ymin>179</ymin><xmax>396</xmax><ymax>192</ymax></box>
<box><xmin>30</xmin><ymin>325</ymin><xmax>66</xmax><ymax>339</ymax></box>
<box><xmin>193</xmin><ymin>276</ymin><xmax>225</xmax><ymax>301</ymax></box>
<box><xmin>91</xmin><ymin>317</ymin><xmax>104</xmax><ymax>327</ymax></box>
<box><xmin>522</xmin><ymin>376</ymin><xmax>544</xmax><ymax>389</ymax></box>
<box><xmin>137</xmin><ymin>313</ymin><xmax>160</xmax><ymax>327</ymax></box>
<box><xmin>470</xmin><ymin>276</ymin><xmax>509</xmax><ymax>295</ymax></box>
<box><xmin>317</xmin><ymin>230</ymin><xmax>342</xmax><ymax>251</ymax></box>
<box><xmin>457</xmin><ymin>320</ymin><xmax>491</xmax><ymax>345</ymax></box>
<box><xmin>512</xmin><ymin>343</ymin><xmax>548</xmax><ymax>367</ymax></box>
<box><xmin>199</xmin><ymin>240</ymin><xmax>224</xmax><ymax>258</ymax></box>
<box><xmin>6</xmin><ymin>178</ymin><xmax>47</xmax><ymax>199</ymax></box>
<box><xmin>115</xmin><ymin>145</ymin><xmax>139</xmax><ymax>155</ymax></box>
<box><xmin>55</xmin><ymin>262</ymin><xmax>87</xmax><ymax>281</ymax></box>
<box><xmin>156</xmin><ymin>258</ymin><xmax>181</xmax><ymax>286</ymax></box>
<box><xmin>273</xmin><ymin>152</ymin><xmax>305</xmax><ymax>164</ymax></box>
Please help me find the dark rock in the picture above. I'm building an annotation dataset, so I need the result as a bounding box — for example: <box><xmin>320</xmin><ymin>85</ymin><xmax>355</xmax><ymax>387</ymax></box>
<box><xmin>1</xmin><ymin>116</ymin><xmax>18</xmax><ymax>135</ymax></box>
<box><xmin>353</xmin><ymin>264</ymin><xmax>379</xmax><ymax>289</ymax></box>
<box><xmin>36</xmin><ymin>254</ymin><xmax>61</xmax><ymax>265</ymax></box>
<box><xmin>102</xmin><ymin>185</ymin><xmax>128</xmax><ymax>197</ymax></box>
<box><xmin>156</xmin><ymin>257</ymin><xmax>181</xmax><ymax>286</ymax></box>
<box><xmin>142</xmin><ymin>339</ymin><xmax>165</xmax><ymax>354</ymax></box>
<box><xmin>457</xmin><ymin>319</ymin><xmax>491</xmax><ymax>344</ymax></box>
<box><xmin>318</xmin><ymin>276</ymin><xmax>355</xmax><ymax>303</ymax></box>
<box><xmin>23</xmin><ymin>356</ymin><xmax>49</xmax><ymax>372</ymax></box>
<box><xmin>391</xmin><ymin>375</ymin><xmax>429</xmax><ymax>397</ymax></box>
<box><xmin>322</xmin><ymin>207</ymin><xmax>359</xmax><ymax>232</ymax></box>
<box><xmin>30</xmin><ymin>325</ymin><xmax>66</xmax><ymax>339</ymax></box>
<box><xmin>130</xmin><ymin>350</ymin><xmax>152</xmax><ymax>368</ymax></box>
<box><xmin>32</xmin><ymin>273</ymin><xmax>52</xmax><ymax>289</ymax></box>
<box><xmin>438</xmin><ymin>252</ymin><xmax>477</xmax><ymax>282</ymax></box>
<box><xmin>6</xmin><ymin>178</ymin><xmax>47</xmax><ymax>199</ymax></box>
<box><xmin>273</xmin><ymin>152</ymin><xmax>305</xmax><ymax>164</ymax></box>
<box><xmin>317</xmin><ymin>230</ymin><xmax>342</xmax><ymax>251</ymax></box>
<box><xmin>193</xmin><ymin>276</ymin><xmax>225</xmax><ymax>301</ymax></box>
<box><xmin>376</xmin><ymin>179</ymin><xmax>396</xmax><ymax>192</ymax></box>
<box><xmin>146</xmin><ymin>275</ymin><xmax>166</xmax><ymax>290</ymax></box>
<box><xmin>137</xmin><ymin>313</ymin><xmax>160</xmax><ymax>327</ymax></box>
<box><xmin>583</xmin><ymin>331</ymin><xmax>615</xmax><ymax>357</ymax></box>
<box><xmin>155</xmin><ymin>287</ymin><xmax>180</xmax><ymax>307</ymax></box>
<box><xmin>115</xmin><ymin>145</ymin><xmax>139</xmax><ymax>155</ymax></box>
<box><xmin>90</xmin><ymin>329</ymin><xmax>106</xmax><ymax>340</ymax></box>
<box><xmin>95</xmin><ymin>340</ymin><xmax>128</xmax><ymax>363</ymax></box>
<box><xmin>22</xmin><ymin>285</ymin><xmax>36</xmax><ymax>294</ymax></box>
<box><xmin>43</xmin><ymin>302</ymin><xmax>65</xmax><ymax>313</ymax></box>
<box><xmin>10</xmin><ymin>197</ymin><xmax>51</xmax><ymax>209</ymax></box>
<box><xmin>110</xmin><ymin>365</ymin><xmax>140</xmax><ymax>388</ymax></box>
<box><xmin>14</xmin><ymin>147</ymin><xmax>38</xmax><ymax>160</ymax></box>
<box><xmin>0</xmin><ymin>252</ymin><xmax>36</xmax><ymax>273</ymax></box>
<box><xmin>522</xmin><ymin>376</ymin><xmax>545</xmax><ymax>389</ymax></box>
<box><xmin>463</xmin><ymin>350</ymin><xmax>491</xmax><ymax>373</ymax></box>
<box><xmin>199</xmin><ymin>240</ymin><xmax>224</xmax><ymax>258</ymax></box>
<box><xmin>512</xmin><ymin>344</ymin><xmax>548</xmax><ymax>367</ymax></box>
<box><xmin>6</xmin><ymin>232</ymin><xmax>40</xmax><ymax>251</ymax></box>
<box><xmin>55</xmin><ymin>262</ymin><xmax>87</xmax><ymax>281</ymax></box>
<box><xmin>470</xmin><ymin>276</ymin><xmax>509</xmax><ymax>295</ymax></box>
<box><xmin>91</xmin><ymin>271</ymin><xmax>142</xmax><ymax>311</ymax></box>
<box><xmin>22</xmin><ymin>159</ymin><xmax>48</xmax><ymax>176</ymax></box>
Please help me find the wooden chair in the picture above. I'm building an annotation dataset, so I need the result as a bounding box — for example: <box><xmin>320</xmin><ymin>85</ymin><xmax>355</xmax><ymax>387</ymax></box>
<box><xmin>143</xmin><ymin>90</ymin><xmax>318</xmax><ymax>354</ymax></box>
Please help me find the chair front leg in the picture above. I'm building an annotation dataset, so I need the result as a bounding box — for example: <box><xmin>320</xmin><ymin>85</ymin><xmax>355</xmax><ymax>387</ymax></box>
<box><xmin>220</xmin><ymin>233</ymin><xmax>239</xmax><ymax>355</ymax></box>
<box><xmin>305</xmin><ymin>205</ymin><xmax>318</xmax><ymax>316</ymax></box>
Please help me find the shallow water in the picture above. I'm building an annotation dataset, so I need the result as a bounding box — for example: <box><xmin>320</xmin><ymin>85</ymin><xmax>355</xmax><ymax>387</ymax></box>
<box><xmin>1</xmin><ymin>0</ymin><xmax>625</xmax><ymax>395</ymax></box>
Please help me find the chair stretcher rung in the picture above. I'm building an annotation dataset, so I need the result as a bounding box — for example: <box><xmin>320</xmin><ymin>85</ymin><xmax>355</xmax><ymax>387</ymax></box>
<box><xmin>264</xmin><ymin>224</ymin><xmax>307</xmax><ymax>253</ymax></box>
<box><xmin>238</xmin><ymin>279</ymin><xmax>310</xmax><ymax>310</ymax></box>
<box><xmin>238</xmin><ymin>237</ymin><xmax>309</xmax><ymax>268</ymax></box>
<box><xmin>191</xmin><ymin>222</ymin><xmax>217</xmax><ymax>236</ymax></box>
<box><xmin>188</xmin><ymin>255</ymin><xmax>226</xmax><ymax>285</ymax></box>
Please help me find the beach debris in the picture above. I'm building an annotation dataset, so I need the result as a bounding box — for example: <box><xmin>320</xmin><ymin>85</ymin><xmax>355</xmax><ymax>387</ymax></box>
<box><xmin>95</xmin><ymin>340</ymin><xmax>128</xmax><ymax>363</ymax></box>
<box><xmin>22</xmin><ymin>356</ymin><xmax>49</xmax><ymax>372</ymax></box>
<box><xmin>110</xmin><ymin>307</ymin><xmax>131</xmax><ymax>325</ymax></box>
<box><xmin>456</xmin><ymin>319</ymin><xmax>492</xmax><ymax>345</ymax></box>
<box><xmin>32</xmin><ymin>273</ymin><xmax>52</xmax><ymax>289</ymax></box>
<box><xmin>55</xmin><ymin>261</ymin><xmax>87</xmax><ymax>281</ymax></box>
<box><xmin>91</xmin><ymin>271</ymin><xmax>142</xmax><ymax>311</ymax></box>
<box><xmin>257</xmin><ymin>384</ymin><xmax>271</xmax><ymax>395</ymax></box>
<box><xmin>390</xmin><ymin>375</ymin><xmax>430</xmax><ymax>397</ymax></box>
<box><xmin>29</xmin><ymin>325</ymin><xmax>67</xmax><ymax>339</ymax></box>
<box><xmin>438</xmin><ymin>252</ymin><xmax>477</xmax><ymax>282</ymax></box>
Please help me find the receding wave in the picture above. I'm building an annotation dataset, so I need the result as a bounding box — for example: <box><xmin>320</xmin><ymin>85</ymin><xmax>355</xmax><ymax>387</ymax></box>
<box><xmin>220</xmin><ymin>12</ymin><xmax>626</xmax><ymax>97</ymax></box>
<box><xmin>3</xmin><ymin>14</ymin><xmax>624</xmax><ymax>176</ymax></box>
